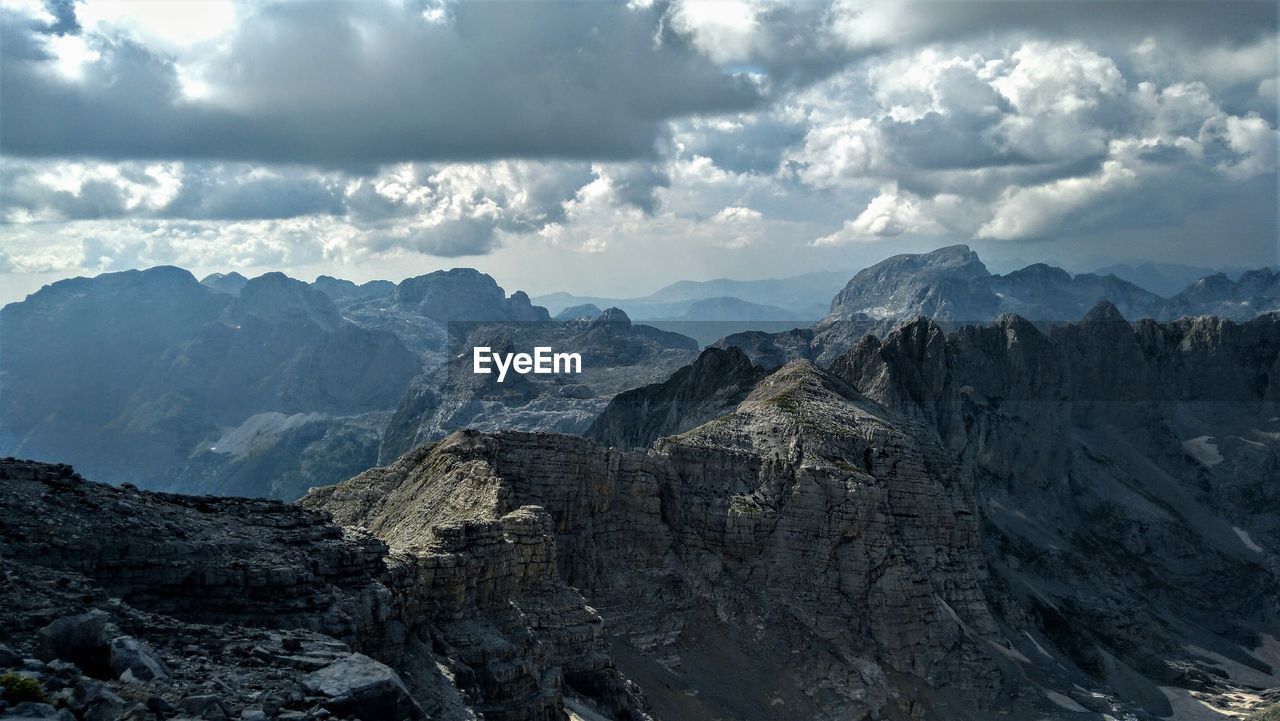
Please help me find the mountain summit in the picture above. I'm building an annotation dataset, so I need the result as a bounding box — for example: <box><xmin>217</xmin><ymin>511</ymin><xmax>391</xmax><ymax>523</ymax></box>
<box><xmin>824</xmin><ymin>244</ymin><xmax>1170</xmax><ymax>323</ymax></box>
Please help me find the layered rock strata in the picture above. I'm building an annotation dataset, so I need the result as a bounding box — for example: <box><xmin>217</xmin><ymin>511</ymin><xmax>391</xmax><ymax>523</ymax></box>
<box><xmin>0</xmin><ymin>458</ymin><xmax>650</xmax><ymax>721</ymax></box>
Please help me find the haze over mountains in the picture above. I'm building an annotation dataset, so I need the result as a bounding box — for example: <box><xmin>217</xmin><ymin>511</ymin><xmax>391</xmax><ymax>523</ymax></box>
<box><xmin>2</xmin><ymin>245</ymin><xmax>1278</xmax><ymax>503</ymax></box>
<box><xmin>534</xmin><ymin>269</ymin><xmax>852</xmax><ymax>323</ymax></box>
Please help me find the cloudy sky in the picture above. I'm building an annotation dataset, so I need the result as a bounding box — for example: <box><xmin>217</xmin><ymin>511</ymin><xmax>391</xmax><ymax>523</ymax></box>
<box><xmin>1</xmin><ymin>0</ymin><xmax>1276</xmax><ymax>303</ymax></box>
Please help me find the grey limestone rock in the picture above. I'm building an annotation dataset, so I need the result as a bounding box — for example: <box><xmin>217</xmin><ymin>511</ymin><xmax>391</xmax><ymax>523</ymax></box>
<box><xmin>301</xmin><ymin>654</ymin><xmax>420</xmax><ymax>721</ymax></box>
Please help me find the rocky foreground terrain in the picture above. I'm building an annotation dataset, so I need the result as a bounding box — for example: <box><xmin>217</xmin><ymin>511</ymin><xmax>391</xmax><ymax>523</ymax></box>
<box><xmin>0</xmin><ymin>457</ymin><xmax>651</xmax><ymax>721</ymax></box>
<box><xmin>5</xmin><ymin>307</ymin><xmax>1277</xmax><ymax>721</ymax></box>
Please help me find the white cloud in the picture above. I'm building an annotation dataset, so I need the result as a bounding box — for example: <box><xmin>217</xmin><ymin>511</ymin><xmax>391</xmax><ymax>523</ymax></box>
<box><xmin>785</xmin><ymin>36</ymin><xmax>1277</xmax><ymax>245</ymax></box>
<box><xmin>0</xmin><ymin>0</ymin><xmax>1276</xmax><ymax>288</ymax></box>
<box><xmin>791</xmin><ymin>118</ymin><xmax>883</xmax><ymax>189</ymax></box>
<box><xmin>76</xmin><ymin>0</ymin><xmax>238</xmax><ymax>49</ymax></box>
<box><xmin>814</xmin><ymin>187</ymin><xmax>954</xmax><ymax>244</ymax></box>
<box><xmin>1214</xmin><ymin>114</ymin><xmax>1279</xmax><ymax>179</ymax></box>
<box><xmin>713</xmin><ymin>205</ymin><xmax>763</xmax><ymax>223</ymax></box>
<box><xmin>1133</xmin><ymin>34</ymin><xmax>1280</xmax><ymax>93</ymax></box>
<box><xmin>667</xmin><ymin>0</ymin><xmax>762</xmax><ymax>64</ymax></box>
<box><xmin>977</xmin><ymin>153</ymin><xmax>1138</xmax><ymax>240</ymax></box>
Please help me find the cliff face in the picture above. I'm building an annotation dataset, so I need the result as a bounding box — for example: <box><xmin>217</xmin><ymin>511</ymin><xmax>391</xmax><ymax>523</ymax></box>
<box><xmin>0</xmin><ymin>458</ymin><xmax>652</xmax><ymax>721</ymax></box>
<box><xmin>831</xmin><ymin>308</ymin><xmax>1280</xmax><ymax>719</ymax></box>
<box><xmin>308</xmin><ymin>309</ymin><xmax>1280</xmax><ymax>721</ymax></box>
<box><xmin>585</xmin><ymin>346</ymin><xmax>766</xmax><ymax>450</ymax></box>
<box><xmin>307</xmin><ymin>367</ymin><xmax>1018</xmax><ymax>720</ymax></box>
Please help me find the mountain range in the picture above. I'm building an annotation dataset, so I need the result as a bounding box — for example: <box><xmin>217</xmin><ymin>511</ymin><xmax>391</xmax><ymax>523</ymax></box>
<box><xmin>715</xmin><ymin>245</ymin><xmax>1280</xmax><ymax>368</ymax></box>
<box><xmin>1091</xmin><ymin>261</ymin><xmax>1256</xmax><ymax>297</ymax></box>
<box><xmin>3</xmin><ymin>246</ymin><xmax>1278</xmax><ymax>502</ymax></box>
<box><xmin>0</xmin><ymin>266</ymin><xmax>697</xmax><ymax>499</ymax></box>
<box><xmin>825</xmin><ymin>244</ymin><xmax>1278</xmax><ymax>324</ymax></box>
<box><xmin>534</xmin><ymin>269</ymin><xmax>852</xmax><ymax>323</ymax></box>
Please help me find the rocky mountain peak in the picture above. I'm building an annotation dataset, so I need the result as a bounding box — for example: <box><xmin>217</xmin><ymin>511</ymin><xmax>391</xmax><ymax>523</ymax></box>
<box><xmin>392</xmin><ymin>268</ymin><xmax>551</xmax><ymax>322</ymax></box>
<box><xmin>741</xmin><ymin>358</ymin><xmax>856</xmax><ymax>408</ymax></box>
<box><xmin>234</xmin><ymin>271</ymin><xmax>343</xmax><ymax>330</ymax></box>
<box><xmin>200</xmin><ymin>271</ymin><xmax>249</xmax><ymax>296</ymax></box>
<box><xmin>826</xmin><ymin>245</ymin><xmax>997</xmax><ymax>323</ymax></box>
<box><xmin>592</xmin><ymin>306</ymin><xmax>632</xmax><ymax>326</ymax></box>
<box><xmin>1081</xmin><ymin>299</ymin><xmax>1127</xmax><ymax>324</ymax></box>
<box><xmin>1000</xmin><ymin>262</ymin><xmax>1073</xmax><ymax>285</ymax></box>
<box><xmin>8</xmin><ymin>267</ymin><xmax>202</xmax><ymax>317</ymax></box>
<box><xmin>554</xmin><ymin>303</ymin><xmax>603</xmax><ymax>321</ymax></box>
<box><xmin>311</xmin><ymin>275</ymin><xmax>395</xmax><ymax>303</ymax></box>
<box><xmin>586</xmin><ymin>345</ymin><xmax>766</xmax><ymax>449</ymax></box>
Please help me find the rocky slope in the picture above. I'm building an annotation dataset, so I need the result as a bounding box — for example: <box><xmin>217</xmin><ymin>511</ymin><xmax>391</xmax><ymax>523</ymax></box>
<box><xmin>0</xmin><ymin>267</ymin><xmax>699</xmax><ymax>500</ymax></box>
<box><xmin>828</xmin><ymin>307</ymin><xmax>1280</xmax><ymax>719</ymax></box>
<box><xmin>378</xmin><ymin>309</ymin><xmax>699</xmax><ymax>461</ymax></box>
<box><xmin>306</xmin><ymin>307</ymin><xmax>1280</xmax><ymax>721</ymax></box>
<box><xmin>0</xmin><ymin>457</ymin><xmax>652</xmax><ymax>721</ymax></box>
<box><xmin>306</xmin><ymin>375</ymin><xmax>1009</xmax><ymax>721</ymax></box>
<box><xmin>584</xmin><ymin>346</ymin><xmax>766</xmax><ymax>449</ymax></box>
<box><xmin>1164</xmin><ymin>269</ymin><xmax>1280</xmax><ymax>321</ymax></box>
<box><xmin>0</xmin><ymin>268</ymin><xmax>421</xmax><ymax>499</ymax></box>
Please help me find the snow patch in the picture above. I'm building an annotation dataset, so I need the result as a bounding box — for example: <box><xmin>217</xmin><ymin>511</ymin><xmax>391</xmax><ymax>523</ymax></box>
<box><xmin>566</xmin><ymin>698</ymin><xmax>614</xmax><ymax>721</ymax></box>
<box><xmin>1234</xmin><ymin>526</ymin><xmax>1263</xmax><ymax>553</ymax></box>
<box><xmin>1024</xmin><ymin>631</ymin><xmax>1053</xmax><ymax>659</ymax></box>
<box><xmin>1186</xmin><ymin>642</ymin><xmax>1278</xmax><ymax>687</ymax></box>
<box><xmin>987</xmin><ymin>639</ymin><xmax>1031</xmax><ymax>664</ymax></box>
<box><xmin>1045</xmin><ymin>691</ymin><xmax>1088</xmax><ymax>712</ymax></box>
<box><xmin>1182</xmin><ymin>436</ymin><xmax>1223</xmax><ymax>467</ymax></box>
<box><xmin>1160</xmin><ymin>686</ymin><xmax>1244</xmax><ymax>720</ymax></box>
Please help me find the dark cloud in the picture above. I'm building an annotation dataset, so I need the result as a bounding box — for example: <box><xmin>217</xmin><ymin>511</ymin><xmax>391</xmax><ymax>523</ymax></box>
<box><xmin>0</xmin><ymin>164</ymin><xmax>129</xmax><ymax>221</ymax></box>
<box><xmin>344</xmin><ymin>180</ymin><xmax>419</xmax><ymax>228</ymax></box>
<box><xmin>43</xmin><ymin>0</ymin><xmax>79</xmax><ymax>35</ymax></box>
<box><xmin>0</xmin><ymin>0</ymin><xmax>1274</xmax><ymax>278</ymax></box>
<box><xmin>1</xmin><ymin>1</ymin><xmax>761</xmax><ymax>166</ymax></box>
<box><xmin>678</xmin><ymin>116</ymin><xmax>808</xmax><ymax>175</ymax></box>
<box><xmin>606</xmin><ymin>162</ymin><xmax>671</xmax><ymax>215</ymax></box>
<box><xmin>892</xmin><ymin>1</ymin><xmax>1276</xmax><ymax>49</ymax></box>
<box><xmin>160</xmin><ymin>167</ymin><xmax>345</xmax><ymax>221</ymax></box>
<box><xmin>399</xmin><ymin>217</ymin><xmax>502</xmax><ymax>258</ymax></box>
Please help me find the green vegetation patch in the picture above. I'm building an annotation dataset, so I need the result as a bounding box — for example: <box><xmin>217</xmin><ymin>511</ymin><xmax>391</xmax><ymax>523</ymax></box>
<box><xmin>0</xmin><ymin>672</ymin><xmax>48</xmax><ymax>704</ymax></box>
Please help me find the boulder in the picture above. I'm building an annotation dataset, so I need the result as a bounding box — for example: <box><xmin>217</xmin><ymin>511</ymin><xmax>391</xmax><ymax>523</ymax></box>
<box><xmin>34</xmin><ymin>611</ymin><xmax>117</xmax><ymax>679</ymax></box>
<box><xmin>302</xmin><ymin>654</ymin><xmax>420</xmax><ymax>721</ymax></box>
<box><xmin>109</xmin><ymin>637</ymin><xmax>170</xmax><ymax>683</ymax></box>
<box><xmin>177</xmin><ymin>694</ymin><xmax>230</xmax><ymax>720</ymax></box>
<box><xmin>56</xmin><ymin>678</ymin><xmax>125</xmax><ymax>720</ymax></box>
<box><xmin>0</xmin><ymin>702</ymin><xmax>75</xmax><ymax>720</ymax></box>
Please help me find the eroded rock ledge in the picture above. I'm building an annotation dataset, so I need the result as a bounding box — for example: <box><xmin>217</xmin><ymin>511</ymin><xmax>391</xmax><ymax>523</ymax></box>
<box><xmin>0</xmin><ymin>458</ymin><xmax>650</xmax><ymax>721</ymax></box>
